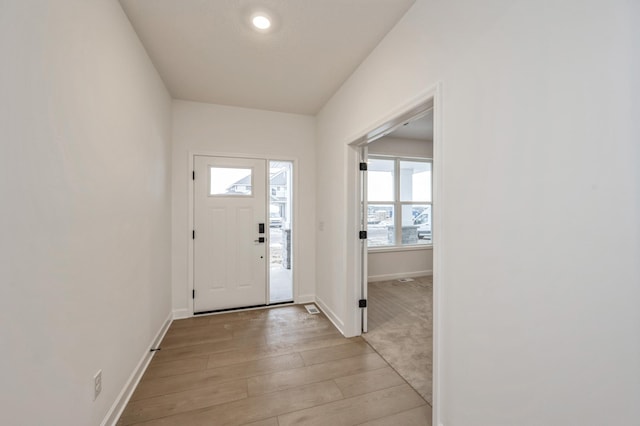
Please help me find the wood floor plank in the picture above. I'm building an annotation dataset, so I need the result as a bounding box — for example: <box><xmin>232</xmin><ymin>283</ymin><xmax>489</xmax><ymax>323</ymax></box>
<box><xmin>133</xmin><ymin>380</ymin><xmax>343</xmax><ymax>426</ymax></box>
<box><xmin>241</xmin><ymin>418</ymin><xmax>279</xmax><ymax>426</ymax></box>
<box><xmin>163</xmin><ymin>322</ymin><xmax>229</xmax><ymax>339</ymax></box>
<box><xmin>232</xmin><ymin>320</ymin><xmax>336</xmax><ymax>340</ymax></box>
<box><xmin>333</xmin><ymin>366</ymin><xmax>405</xmax><ymax>398</ymax></box>
<box><xmin>299</xmin><ymin>340</ymin><xmax>373</xmax><ymax>366</ymax></box>
<box><xmin>152</xmin><ymin>335</ymin><xmax>266</xmax><ymax>363</ymax></box>
<box><xmin>206</xmin><ymin>335</ymin><xmax>362</xmax><ymax>369</ymax></box>
<box><xmin>160</xmin><ymin>328</ymin><xmax>233</xmax><ymax>349</ymax></box>
<box><xmin>172</xmin><ymin>306</ymin><xmax>304</xmax><ymax>330</ymax></box>
<box><xmin>247</xmin><ymin>352</ymin><xmax>388</xmax><ymax>396</ymax></box>
<box><xmin>118</xmin><ymin>379</ymin><xmax>247</xmax><ymax>425</ymax></box>
<box><xmin>357</xmin><ymin>404</ymin><xmax>432</xmax><ymax>426</ymax></box>
<box><xmin>169</xmin><ymin>316</ymin><xmax>212</xmax><ymax>329</ymax></box>
<box><xmin>266</xmin><ymin>324</ymin><xmax>341</xmax><ymax>344</ymax></box>
<box><xmin>142</xmin><ymin>356</ymin><xmax>209</xmax><ymax>380</ymax></box>
<box><xmin>277</xmin><ymin>384</ymin><xmax>425</xmax><ymax>426</ymax></box>
<box><xmin>206</xmin><ymin>305</ymin><xmax>307</xmax><ymax>326</ymax></box>
<box><xmin>131</xmin><ymin>353</ymin><xmax>305</xmax><ymax>401</ymax></box>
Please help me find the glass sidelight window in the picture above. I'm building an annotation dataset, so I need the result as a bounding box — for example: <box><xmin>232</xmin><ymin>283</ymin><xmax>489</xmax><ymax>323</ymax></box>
<box><xmin>269</xmin><ymin>161</ymin><xmax>293</xmax><ymax>303</ymax></box>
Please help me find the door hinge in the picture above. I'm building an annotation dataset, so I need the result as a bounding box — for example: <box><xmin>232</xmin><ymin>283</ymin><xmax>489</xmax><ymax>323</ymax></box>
<box><xmin>359</xmin><ymin>299</ymin><xmax>367</xmax><ymax>308</ymax></box>
<box><xmin>192</xmin><ymin>171</ymin><xmax>195</xmax><ymax>180</ymax></box>
<box><xmin>192</xmin><ymin>289</ymin><xmax>195</xmax><ymax>299</ymax></box>
<box><xmin>192</xmin><ymin>230</ymin><xmax>195</xmax><ymax>239</ymax></box>
<box><xmin>359</xmin><ymin>231</ymin><xmax>367</xmax><ymax>239</ymax></box>
<box><xmin>359</xmin><ymin>162</ymin><xmax>368</xmax><ymax>171</ymax></box>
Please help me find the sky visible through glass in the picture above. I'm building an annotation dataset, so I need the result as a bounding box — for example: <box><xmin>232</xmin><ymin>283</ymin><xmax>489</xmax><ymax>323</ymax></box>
<box><xmin>368</xmin><ymin>170</ymin><xmax>431</xmax><ymax>201</ymax></box>
<box><xmin>210</xmin><ymin>167</ymin><xmax>252</xmax><ymax>195</ymax></box>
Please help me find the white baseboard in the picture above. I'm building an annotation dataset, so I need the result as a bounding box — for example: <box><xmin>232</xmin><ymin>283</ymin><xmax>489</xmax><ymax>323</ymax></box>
<box><xmin>315</xmin><ymin>296</ymin><xmax>345</xmax><ymax>335</ymax></box>
<box><xmin>295</xmin><ymin>294</ymin><xmax>315</xmax><ymax>304</ymax></box>
<box><xmin>368</xmin><ymin>269</ymin><xmax>432</xmax><ymax>283</ymax></box>
<box><xmin>100</xmin><ymin>311</ymin><xmax>173</xmax><ymax>426</ymax></box>
<box><xmin>172</xmin><ymin>308</ymin><xmax>191</xmax><ymax>320</ymax></box>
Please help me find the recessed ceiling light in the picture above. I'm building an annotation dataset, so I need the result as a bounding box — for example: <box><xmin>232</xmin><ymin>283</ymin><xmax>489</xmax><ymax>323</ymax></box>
<box><xmin>252</xmin><ymin>15</ymin><xmax>271</xmax><ymax>30</ymax></box>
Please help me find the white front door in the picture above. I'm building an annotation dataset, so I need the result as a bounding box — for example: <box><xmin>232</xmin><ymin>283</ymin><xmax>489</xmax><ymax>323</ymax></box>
<box><xmin>194</xmin><ymin>156</ymin><xmax>267</xmax><ymax>313</ymax></box>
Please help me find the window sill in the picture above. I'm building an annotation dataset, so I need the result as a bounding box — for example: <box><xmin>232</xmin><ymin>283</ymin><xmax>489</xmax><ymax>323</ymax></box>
<box><xmin>368</xmin><ymin>245</ymin><xmax>433</xmax><ymax>254</ymax></box>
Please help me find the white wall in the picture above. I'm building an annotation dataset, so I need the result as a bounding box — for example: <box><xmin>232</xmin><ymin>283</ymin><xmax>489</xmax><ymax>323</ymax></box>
<box><xmin>0</xmin><ymin>1</ymin><xmax>172</xmax><ymax>425</ymax></box>
<box><xmin>171</xmin><ymin>100</ymin><xmax>316</xmax><ymax>314</ymax></box>
<box><xmin>368</xmin><ymin>137</ymin><xmax>433</xmax><ymax>280</ymax></box>
<box><xmin>316</xmin><ymin>0</ymin><xmax>640</xmax><ymax>425</ymax></box>
<box><xmin>368</xmin><ymin>249</ymin><xmax>432</xmax><ymax>281</ymax></box>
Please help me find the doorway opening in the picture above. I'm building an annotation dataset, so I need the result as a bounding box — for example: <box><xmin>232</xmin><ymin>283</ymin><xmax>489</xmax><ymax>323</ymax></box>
<box><xmin>349</xmin><ymin>88</ymin><xmax>441</xmax><ymax>414</ymax></box>
<box><xmin>268</xmin><ymin>160</ymin><xmax>294</xmax><ymax>303</ymax></box>
<box><xmin>361</xmin><ymin>112</ymin><xmax>434</xmax><ymax>404</ymax></box>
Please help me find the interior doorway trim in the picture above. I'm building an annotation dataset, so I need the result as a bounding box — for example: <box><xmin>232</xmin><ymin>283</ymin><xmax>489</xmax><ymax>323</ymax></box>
<box><xmin>346</xmin><ymin>82</ymin><xmax>443</xmax><ymax>425</ymax></box>
<box><xmin>186</xmin><ymin>151</ymin><xmax>300</xmax><ymax>317</ymax></box>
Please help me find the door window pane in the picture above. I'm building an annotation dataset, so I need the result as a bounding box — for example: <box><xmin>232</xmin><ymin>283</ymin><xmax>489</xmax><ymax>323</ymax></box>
<box><xmin>368</xmin><ymin>158</ymin><xmax>395</xmax><ymax>201</ymax></box>
<box><xmin>209</xmin><ymin>167</ymin><xmax>252</xmax><ymax>196</ymax></box>
<box><xmin>399</xmin><ymin>161</ymin><xmax>431</xmax><ymax>202</ymax></box>
<box><xmin>367</xmin><ymin>204</ymin><xmax>395</xmax><ymax>247</ymax></box>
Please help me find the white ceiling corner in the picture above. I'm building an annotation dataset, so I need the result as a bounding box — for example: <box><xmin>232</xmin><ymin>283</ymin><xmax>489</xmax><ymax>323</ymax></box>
<box><xmin>119</xmin><ymin>0</ymin><xmax>416</xmax><ymax>115</ymax></box>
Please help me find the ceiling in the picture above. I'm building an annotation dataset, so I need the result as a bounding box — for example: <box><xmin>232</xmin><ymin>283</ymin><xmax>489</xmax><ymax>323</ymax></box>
<box><xmin>119</xmin><ymin>0</ymin><xmax>416</xmax><ymax>115</ymax></box>
<box><xmin>389</xmin><ymin>111</ymin><xmax>433</xmax><ymax>140</ymax></box>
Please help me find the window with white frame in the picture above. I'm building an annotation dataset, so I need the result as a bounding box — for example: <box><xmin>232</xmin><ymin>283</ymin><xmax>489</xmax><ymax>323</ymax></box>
<box><xmin>367</xmin><ymin>156</ymin><xmax>432</xmax><ymax>248</ymax></box>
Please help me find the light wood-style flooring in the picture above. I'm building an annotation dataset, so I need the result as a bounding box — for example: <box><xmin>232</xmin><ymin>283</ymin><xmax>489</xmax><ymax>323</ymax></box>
<box><xmin>118</xmin><ymin>305</ymin><xmax>431</xmax><ymax>425</ymax></box>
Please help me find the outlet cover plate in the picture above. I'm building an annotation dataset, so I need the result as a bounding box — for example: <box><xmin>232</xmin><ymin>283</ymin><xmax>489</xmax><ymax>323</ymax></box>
<box><xmin>93</xmin><ymin>370</ymin><xmax>102</xmax><ymax>400</ymax></box>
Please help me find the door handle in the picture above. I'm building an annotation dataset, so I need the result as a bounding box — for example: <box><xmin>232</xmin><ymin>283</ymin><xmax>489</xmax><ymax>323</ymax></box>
<box><xmin>254</xmin><ymin>237</ymin><xmax>266</xmax><ymax>243</ymax></box>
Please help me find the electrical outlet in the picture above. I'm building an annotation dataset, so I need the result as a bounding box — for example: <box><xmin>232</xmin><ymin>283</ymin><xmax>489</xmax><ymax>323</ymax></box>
<box><xmin>93</xmin><ymin>370</ymin><xmax>102</xmax><ymax>400</ymax></box>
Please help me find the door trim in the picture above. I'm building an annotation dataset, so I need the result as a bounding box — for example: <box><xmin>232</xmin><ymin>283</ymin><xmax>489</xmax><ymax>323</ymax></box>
<box><xmin>187</xmin><ymin>151</ymin><xmax>299</xmax><ymax>317</ymax></box>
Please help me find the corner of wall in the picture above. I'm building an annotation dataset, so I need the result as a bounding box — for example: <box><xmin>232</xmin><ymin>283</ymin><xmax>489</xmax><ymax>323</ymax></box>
<box><xmin>172</xmin><ymin>308</ymin><xmax>191</xmax><ymax>320</ymax></box>
<box><xmin>315</xmin><ymin>296</ymin><xmax>346</xmax><ymax>336</ymax></box>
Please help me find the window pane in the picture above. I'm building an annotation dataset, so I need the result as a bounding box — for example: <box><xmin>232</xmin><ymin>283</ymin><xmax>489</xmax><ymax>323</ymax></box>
<box><xmin>401</xmin><ymin>205</ymin><xmax>431</xmax><ymax>245</ymax></box>
<box><xmin>210</xmin><ymin>167</ymin><xmax>252</xmax><ymax>195</ymax></box>
<box><xmin>269</xmin><ymin>161</ymin><xmax>293</xmax><ymax>303</ymax></box>
<box><xmin>399</xmin><ymin>161</ymin><xmax>431</xmax><ymax>202</ymax></box>
<box><xmin>367</xmin><ymin>204</ymin><xmax>395</xmax><ymax>247</ymax></box>
<box><xmin>368</xmin><ymin>158</ymin><xmax>394</xmax><ymax>201</ymax></box>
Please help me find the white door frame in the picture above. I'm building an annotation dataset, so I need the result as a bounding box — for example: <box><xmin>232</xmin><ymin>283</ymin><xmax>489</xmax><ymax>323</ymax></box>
<box><xmin>359</xmin><ymin>145</ymin><xmax>369</xmax><ymax>333</ymax></box>
<box><xmin>346</xmin><ymin>83</ymin><xmax>443</xmax><ymax>424</ymax></box>
<box><xmin>187</xmin><ymin>151</ymin><xmax>299</xmax><ymax>315</ymax></box>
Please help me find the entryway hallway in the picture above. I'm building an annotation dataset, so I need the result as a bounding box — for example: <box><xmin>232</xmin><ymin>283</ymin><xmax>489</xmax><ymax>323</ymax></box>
<box><xmin>118</xmin><ymin>305</ymin><xmax>432</xmax><ymax>425</ymax></box>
